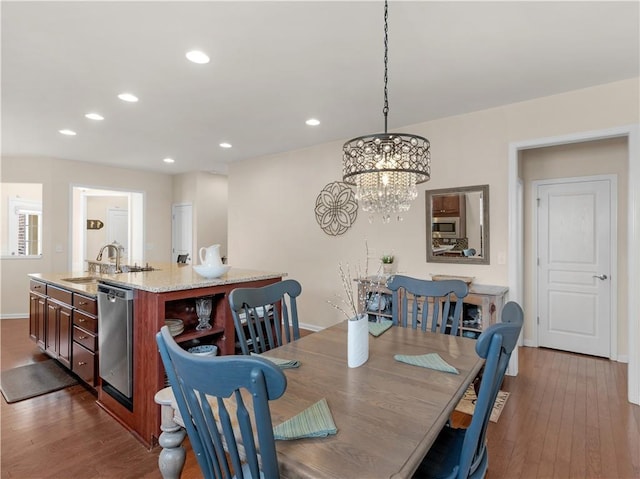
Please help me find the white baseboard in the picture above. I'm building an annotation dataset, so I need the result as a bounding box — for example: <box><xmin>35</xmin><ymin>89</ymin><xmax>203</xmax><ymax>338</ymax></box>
<box><xmin>299</xmin><ymin>321</ymin><xmax>324</xmax><ymax>332</ymax></box>
<box><xmin>0</xmin><ymin>314</ymin><xmax>28</xmax><ymax>320</ymax></box>
<box><xmin>521</xmin><ymin>339</ymin><xmax>628</xmax><ymax>363</ymax></box>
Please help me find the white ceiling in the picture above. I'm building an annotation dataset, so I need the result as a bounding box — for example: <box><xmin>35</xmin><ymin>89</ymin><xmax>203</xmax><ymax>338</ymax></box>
<box><xmin>2</xmin><ymin>1</ymin><xmax>638</xmax><ymax>175</ymax></box>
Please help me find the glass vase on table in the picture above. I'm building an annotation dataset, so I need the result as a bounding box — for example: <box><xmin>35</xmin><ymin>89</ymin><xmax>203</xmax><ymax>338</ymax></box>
<box><xmin>195</xmin><ymin>297</ymin><xmax>213</xmax><ymax>331</ymax></box>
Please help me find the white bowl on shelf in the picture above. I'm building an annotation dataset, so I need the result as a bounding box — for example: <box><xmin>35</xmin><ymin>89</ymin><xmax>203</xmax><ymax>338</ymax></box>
<box><xmin>193</xmin><ymin>264</ymin><xmax>230</xmax><ymax>279</ymax></box>
<box><xmin>187</xmin><ymin>345</ymin><xmax>218</xmax><ymax>357</ymax></box>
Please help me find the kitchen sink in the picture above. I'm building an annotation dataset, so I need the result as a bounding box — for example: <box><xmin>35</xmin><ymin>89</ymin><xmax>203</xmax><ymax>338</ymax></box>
<box><xmin>61</xmin><ymin>277</ymin><xmax>99</xmax><ymax>284</ymax></box>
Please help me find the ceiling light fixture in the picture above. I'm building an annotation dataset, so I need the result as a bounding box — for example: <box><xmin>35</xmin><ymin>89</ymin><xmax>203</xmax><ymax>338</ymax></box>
<box><xmin>59</xmin><ymin>129</ymin><xmax>77</xmax><ymax>136</ymax></box>
<box><xmin>118</xmin><ymin>93</ymin><xmax>139</xmax><ymax>103</ymax></box>
<box><xmin>342</xmin><ymin>0</ymin><xmax>430</xmax><ymax>223</ymax></box>
<box><xmin>219</xmin><ymin>142</ymin><xmax>232</xmax><ymax>149</ymax></box>
<box><xmin>186</xmin><ymin>50</ymin><xmax>210</xmax><ymax>64</ymax></box>
<box><xmin>306</xmin><ymin>118</ymin><xmax>320</xmax><ymax>126</ymax></box>
<box><xmin>163</xmin><ymin>158</ymin><xmax>175</xmax><ymax>164</ymax></box>
<box><xmin>85</xmin><ymin>113</ymin><xmax>104</xmax><ymax>121</ymax></box>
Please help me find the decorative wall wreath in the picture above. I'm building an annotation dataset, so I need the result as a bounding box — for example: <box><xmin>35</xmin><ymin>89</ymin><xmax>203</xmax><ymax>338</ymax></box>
<box><xmin>314</xmin><ymin>181</ymin><xmax>358</xmax><ymax>236</ymax></box>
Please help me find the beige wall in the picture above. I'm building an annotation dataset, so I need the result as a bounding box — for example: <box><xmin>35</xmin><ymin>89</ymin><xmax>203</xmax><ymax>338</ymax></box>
<box><xmin>520</xmin><ymin>137</ymin><xmax>629</xmax><ymax>355</ymax></box>
<box><xmin>0</xmin><ymin>157</ymin><xmax>173</xmax><ymax>317</ymax></box>
<box><xmin>173</xmin><ymin>172</ymin><xmax>228</xmax><ymax>262</ymax></box>
<box><xmin>228</xmin><ymin>78</ymin><xmax>639</xmax><ymax>330</ymax></box>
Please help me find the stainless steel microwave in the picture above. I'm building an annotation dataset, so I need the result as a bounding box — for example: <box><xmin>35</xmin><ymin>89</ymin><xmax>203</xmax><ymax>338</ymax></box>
<box><xmin>432</xmin><ymin>217</ymin><xmax>462</xmax><ymax>238</ymax></box>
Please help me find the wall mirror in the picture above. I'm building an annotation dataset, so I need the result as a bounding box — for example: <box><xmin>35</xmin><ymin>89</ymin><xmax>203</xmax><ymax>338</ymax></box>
<box><xmin>425</xmin><ymin>184</ymin><xmax>490</xmax><ymax>265</ymax></box>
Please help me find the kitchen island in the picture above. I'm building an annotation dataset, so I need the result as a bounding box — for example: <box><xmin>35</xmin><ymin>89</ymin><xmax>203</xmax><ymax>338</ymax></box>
<box><xmin>28</xmin><ymin>265</ymin><xmax>284</xmax><ymax>448</ymax></box>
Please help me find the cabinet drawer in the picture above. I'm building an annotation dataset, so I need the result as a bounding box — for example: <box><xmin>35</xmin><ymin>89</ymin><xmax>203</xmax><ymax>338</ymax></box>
<box><xmin>30</xmin><ymin>279</ymin><xmax>47</xmax><ymax>295</ymax></box>
<box><xmin>73</xmin><ymin>294</ymin><xmax>97</xmax><ymax>315</ymax></box>
<box><xmin>73</xmin><ymin>325</ymin><xmax>97</xmax><ymax>351</ymax></box>
<box><xmin>72</xmin><ymin>342</ymin><xmax>96</xmax><ymax>385</ymax></box>
<box><xmin>73</xmin><ymin>309</ymin><xmax>98</xmax><ymax>333</ymax></box>
<box><xmin>48</xmin><ymin>285</ymin><xmax>73</xmax><ymax>305</ymax></box>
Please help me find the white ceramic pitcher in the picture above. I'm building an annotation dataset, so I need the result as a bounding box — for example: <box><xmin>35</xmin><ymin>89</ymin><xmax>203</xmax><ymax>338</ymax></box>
<box><xmin>199</xmin><ymin>244</ymin><xmax>223</xmax><ymax>267</ymax></box>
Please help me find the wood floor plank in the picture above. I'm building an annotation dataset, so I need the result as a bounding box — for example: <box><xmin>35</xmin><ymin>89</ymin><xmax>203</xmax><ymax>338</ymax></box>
<box><xmin>2</xmin><ymin>318</ymin><xmax>639</xmax><ymax>479</ymax></box>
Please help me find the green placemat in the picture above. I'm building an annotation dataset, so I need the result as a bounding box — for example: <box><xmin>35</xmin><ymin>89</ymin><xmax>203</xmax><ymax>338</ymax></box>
<box><xmin>251</xmin><ymin>353</ymin><xmax>300</xmax><ymax>369</ymax></box>
<box><xmin>273</xmin><ymin>398</ymin><xmax>337</xmax><ymax>440</ymax></box>
<box><xmin>369</xmin><ymin>319</ymin><xmax>393</xmax><ymax>337</ymax></box>
<box><xmin>393</xmin><ymin>352</ymin><xmax>459</xmax><ymax>374</ymax></box>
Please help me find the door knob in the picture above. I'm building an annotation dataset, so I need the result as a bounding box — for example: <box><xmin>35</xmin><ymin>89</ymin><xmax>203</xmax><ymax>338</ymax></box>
<box><xmin>592</xmin><ymin>274</ymin><xmax>608</xmax><ymax>280</ymax></box>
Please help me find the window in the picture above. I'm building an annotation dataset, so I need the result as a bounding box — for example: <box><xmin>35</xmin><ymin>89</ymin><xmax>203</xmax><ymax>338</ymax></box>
<box><xmin>2</xmin><ymin>183</ymin><xmax>43</xmax><ymax>257</ymax></box>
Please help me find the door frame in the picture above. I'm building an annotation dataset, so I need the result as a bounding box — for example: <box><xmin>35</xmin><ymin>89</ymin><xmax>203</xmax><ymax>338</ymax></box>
<box><xmin>532</xmin><ymin>174</ymin><xmax>617</xmax><ymax>358</ymax></box>
<box><xmin>171</xmin><ymin>202</ymin><xmax>193</xmax><ymax>263</ymax></box>
<box><xmin>508</xmin><ymin>124</ymin><xmax>640</xmax><ymax>405</ymax></box>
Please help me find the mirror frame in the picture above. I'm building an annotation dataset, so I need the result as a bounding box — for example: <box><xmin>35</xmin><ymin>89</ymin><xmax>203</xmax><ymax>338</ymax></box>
<box><xmin>425</xmin><ymin>184</ymin><xmax>490</xmax><ymax>265</ymax></box>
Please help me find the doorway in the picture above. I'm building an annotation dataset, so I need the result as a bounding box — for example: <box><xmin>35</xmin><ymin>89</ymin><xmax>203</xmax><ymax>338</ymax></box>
<box><xmin>171</xmin><ymin>203</ymin><xmax>193</xmax><ymax>263</ymax></box>
<box><xmin>508</xmin><ymin>125</ymin><xmax>640</xmax><ymax>405</ymax></box>
<box><xmin>71</xmin><ymin>186</ymin><xmax>144</xmax><ymax>271</ymax></box>
<box><xmin>535</xmin><ymin>176</ymin><xmax>615</xmax><ymax>358</ymax></box>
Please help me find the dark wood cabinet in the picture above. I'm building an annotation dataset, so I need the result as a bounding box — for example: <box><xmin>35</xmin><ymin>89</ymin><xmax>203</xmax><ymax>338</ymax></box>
<box><xmin>29</xmin><ymin>281</ymin><xmax>47</xmax><ymax>348</ymax></box>
<box><xmin>45</xmin><ymin>298</ymin><xmax>73</xmax><ymax>368</ymax></box>
<box><xmin>72</xmin><ymin>295</ymin><xmax>99</xmax><ymax>386</ymax></box>
<box><xmin>28</xmin><ymin>279</ymin><xmax>99</xmax><ymax>386</ymax></box>
<box><xmin>432</xmin><ymin>194</ymin><xmax>461</xmax><ymax>217</ymax></box>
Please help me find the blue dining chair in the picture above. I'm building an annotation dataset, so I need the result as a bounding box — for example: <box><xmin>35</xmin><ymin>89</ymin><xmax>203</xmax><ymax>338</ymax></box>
<box><xmin>412</xmin><ymin>301</ymin><xmax>524</xmax><ymax>479</ymax></box>
<box><xmin>156</xmin><ymin>326</ymin><xmax>287</xmax><ymax>479</ymax></box>
<box><xmin>386</xmin><ymin>275</ymin><xmax>469</xmax><ymax>335</ymax></box>
<box><xmin>229</xmin><ymin>279</ymin><xmax>302</xmax><ymax>355</ymax></box>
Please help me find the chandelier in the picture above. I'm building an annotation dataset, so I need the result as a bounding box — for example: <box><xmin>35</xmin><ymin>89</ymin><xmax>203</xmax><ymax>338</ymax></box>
<box><xmin>342</xmin><ymin>0</ymin><xmax>431</xmax><ymax>223</ymax></box>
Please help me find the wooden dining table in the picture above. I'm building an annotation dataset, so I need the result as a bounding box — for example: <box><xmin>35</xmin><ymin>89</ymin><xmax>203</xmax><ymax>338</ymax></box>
<box><xmin>155</xmin><ymin>320</ymin><xmax>484</xmax><ymax>479</ymax></box>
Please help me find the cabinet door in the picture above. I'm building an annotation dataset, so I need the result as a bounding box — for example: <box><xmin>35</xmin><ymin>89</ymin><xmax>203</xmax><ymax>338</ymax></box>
<box><xmin>29</xmin><ymin>293</ymin><xmax>40</xmax><ymax>343</ymax></box>
<box><xmin>45</xmin><ymin>300</ymin><xmax>59</xmax><ymax>357</ymax></box>
<box><xmin>29</xmin><ymin>293</ymin><xmax>47</xmax><ymax>349</ymax></box>
<box><xmin>58</xmin><ymin>305</ymin><xmax>73</xmax><ymax>368</ymax></box>
<box><xmin>433</xmin><ymin>195</ymin><xmax>460</xmax><ymax>217</ymax></box>
<box><xmin>36</xmin><ymin>295</ymin><xmax>46</xmax><ymax>349</ymax></box>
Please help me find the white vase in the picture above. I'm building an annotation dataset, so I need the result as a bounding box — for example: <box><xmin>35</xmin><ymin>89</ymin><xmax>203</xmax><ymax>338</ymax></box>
<box><xmin>347</xmin><ymin>314</ymin><xmax>369</xmax><ymax>368</ymax></box>
<box><xmin>382</xmin><ymin>263</ymin><xmax>394</xmax><ymax>275</ymax></box>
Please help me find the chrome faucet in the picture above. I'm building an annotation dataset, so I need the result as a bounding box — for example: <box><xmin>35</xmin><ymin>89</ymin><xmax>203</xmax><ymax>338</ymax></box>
<box><xmin>96</xmin><ymin>243</ymin><xmax>122</xmax><ymax>273</ymax></box>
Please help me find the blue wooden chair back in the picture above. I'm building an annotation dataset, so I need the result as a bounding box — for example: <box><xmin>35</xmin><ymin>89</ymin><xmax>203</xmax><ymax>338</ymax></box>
<box><xmin>229</xmin><ymin>279</ymin><xmax>302</xmax><ymax>355</ymax></box>
<box><xmin>413</xmin><ymin>301</ymin><xmax>523</xmax><ymax>479</ymax></box>
<box><xmin>458</xmin><ymin>302</ymin><xmax>523</xmax><ymax>478</ymax></box>
<box><xmin>156</xmin><ymin>326</ymin><xmax>287</xmax><ymax>479</ymax></box>
<box><xmin>386</xmin><ymin>275</ymin><xmax>468</xmax><ymax>335</ymax></box>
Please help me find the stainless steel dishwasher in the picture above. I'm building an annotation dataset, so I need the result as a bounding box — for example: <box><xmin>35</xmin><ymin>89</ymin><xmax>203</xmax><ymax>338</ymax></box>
<box><xmin>97</xmin><ymin>283</ymin><xmax>134</xmax><ymax>410</ymax></box>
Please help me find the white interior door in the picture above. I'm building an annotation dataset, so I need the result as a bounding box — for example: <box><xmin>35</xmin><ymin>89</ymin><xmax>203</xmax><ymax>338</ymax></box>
<box><xmin>172</xmin><ymin>203</ymin><xmax>192</xmax><ymax>263</ymax></box>
<box><xmin>107</xmin><ymin>208</ymin><xmax>129</xmax><ymax>255</ymax></box>
<box><xmin>536</xmin><ymin>176</ymin><xmax>614</xmax><ymax>358</ymax></box>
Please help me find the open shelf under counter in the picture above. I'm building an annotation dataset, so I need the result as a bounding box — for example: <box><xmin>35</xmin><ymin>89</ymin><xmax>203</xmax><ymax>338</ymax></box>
<box><xmin>173</xmin><ymin>325</ymin><xmax>225</xmax><ymax>344</ymax></box>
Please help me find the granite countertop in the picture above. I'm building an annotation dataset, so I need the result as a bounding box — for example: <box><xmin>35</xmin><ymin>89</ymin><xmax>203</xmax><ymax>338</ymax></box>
<box><xmin>29</xmin><ymin>264</ymin><xmax>286</xmax><ymax>296</ymax></box>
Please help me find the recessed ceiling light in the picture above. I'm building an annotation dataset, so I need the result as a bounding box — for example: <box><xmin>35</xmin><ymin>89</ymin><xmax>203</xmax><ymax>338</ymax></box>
<box><xmin>163</xmin><ymin>158</ymin><xmax>175</xmax><ymax>164</ymax></box>
<box><xmin>219</xmin><ymin>142</ymin><xmax>232</xmax><ymax>149</ymax></box>
<box><xmin>186</xmin><ymin>50</ymin><xmax>210</xmax><ymax>64</ymax></box>
<box><xmin>59</xmin><ymin>129</ymin><xmax>77</xmax><ymax>136</ymax></box>
<box><xmin>118</xmin><ymin>93</ymin><xmax>139</xmax><ymax>103</ymax></box>
<box><xmin>305</xmin><ymin>118</ymin><xmax>320</xmax><ymax>126</ymax></box>
<box><xmin>85</xmin><ymin>113</ymin><xmax>104</xmax><ymax>121</ymax></box>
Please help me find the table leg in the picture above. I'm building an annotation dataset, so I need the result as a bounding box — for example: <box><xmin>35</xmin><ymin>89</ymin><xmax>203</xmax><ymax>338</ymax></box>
<box><xmin>155</xmin><ymin>388</ymin><xmax>187</xmax><ymax>479</ymax></box>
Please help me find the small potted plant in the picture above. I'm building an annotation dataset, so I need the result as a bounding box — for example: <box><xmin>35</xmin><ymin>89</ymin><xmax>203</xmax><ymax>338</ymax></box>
<box><xmin>381</xmin><ymin>254</ymin><xmax>394</xmax><ymax>275</ymax></box>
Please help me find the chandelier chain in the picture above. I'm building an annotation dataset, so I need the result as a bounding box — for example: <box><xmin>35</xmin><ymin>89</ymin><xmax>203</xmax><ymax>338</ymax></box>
<box><xmin>341</xmin><ymin>0</ymin><xmax>431</xmax><ymax>222</ymax></box>
<box><xmin>383</xmin><ymin>0</ymin><xmax>389</xmax><ymax>133</ymax></box>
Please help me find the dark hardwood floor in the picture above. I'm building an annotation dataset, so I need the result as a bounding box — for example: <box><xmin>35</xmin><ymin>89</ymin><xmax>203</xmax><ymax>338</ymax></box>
<box><xmin>2</xmin><ymin>318</ymin><xmax>638</xmax><ymax>478</ymax></box>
